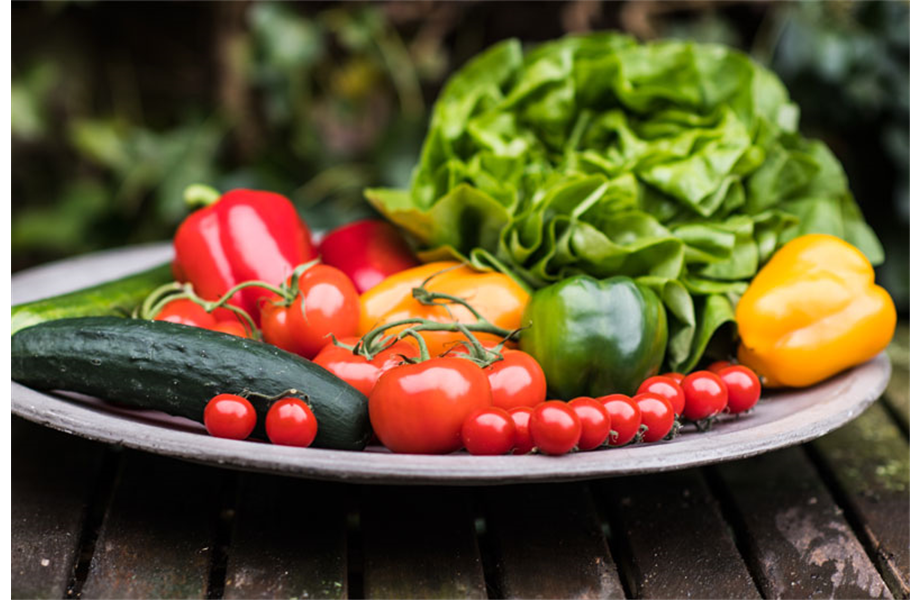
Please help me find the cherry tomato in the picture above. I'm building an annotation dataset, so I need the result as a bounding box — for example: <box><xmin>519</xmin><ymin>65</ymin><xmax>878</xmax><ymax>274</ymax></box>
<box><xmin>155</xmin><ymin>299</ymin><xmax>217</xmax><ymax>329</ymax></box>
<box><xmin>568</xmin><ymin>397</ymin><xmax>611</xmax><ymax>451</ymax></box>
<box><xmin>662</xmin><ymin>372</ymin><xmax>685</xmax><ymax>384</ymax></box>
<box><xmin>634</xmin><ymin>393</ymin><xmax>675</xmax><ymax>443</ymax></box>
<box><xmin>508</xmin><ymin>407</ymin><xmax>535</xmax><ymax>455</ymax></box>
<box><xmin>261</xmin><ymin>264</ymin><xmax>360</xmax><ymax>359</ymax></box>
<box><xmin>369</xmin><ymin>358</ymin><xmax>492</xmax><ymax>454</ymax></box>
<box><xmin>483</xmin><ymin>350</ymin><xmax>547</xmax><ymax>411</ymax></box>
<box><xmin>265</xmin><ymin>397</ymin><xmax>318</xmax><ymax>447</ymax></box>
<box><xmin>212</xmin><ymin>319</ymin><xmax>249</xmax><ymax>338</ymax></box>
<box><xmin>598</xmin><ymin>394</ymin><xmax>642</xmax><ymax>447</ymax></box>
<box><xmin>203</xmin><ymin>394</ymin><xmax>256</xmax><ymax>440</ymax></box>
<box><xmin>462</xmin><ymin>408</ymin><xmax>516</xmax><ymax>456</ymax></box>
<box><xmin>313</xmin><ymin>337</ymin><xmax>419</xmax><ymax>397</ymax></box>
<box><xmin>707</xmin><ymin>360</ymin><xmax>733</xmax><ymax>373</ymax></box>
<box><xmin>681</xmin><ymin>371</ymin><xmax>729</xmax><ymax>422</ymax></box>
<box><xmin>717</xmin><ymin>365</ymin><xmax>762</xmax><ymax>414</ymax></box>
<box><xmin>637</xmin><ymin>376</ymin><xmax>686</xmax><ymax>416</ymax></box>
<box><xmin>530</xmin><ymin>401</ymin><xmax>582</xmax><ymax>455</ymax></box>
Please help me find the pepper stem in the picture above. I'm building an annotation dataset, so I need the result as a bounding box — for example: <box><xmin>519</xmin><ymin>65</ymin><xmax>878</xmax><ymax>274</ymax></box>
<box><xmin>183</xmin><ymin>184</ymin><xmax>221</xmax><ymax>209</ymax></box>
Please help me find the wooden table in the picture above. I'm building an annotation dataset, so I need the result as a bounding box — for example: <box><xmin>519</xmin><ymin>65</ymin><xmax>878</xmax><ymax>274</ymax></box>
<box><xmin>12</xmin><ymin>327</ymin><xmax>909</xmax><ymax>600</ymax></box>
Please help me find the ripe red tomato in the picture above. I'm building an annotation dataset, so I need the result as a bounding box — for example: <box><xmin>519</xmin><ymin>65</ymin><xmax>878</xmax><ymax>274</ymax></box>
<box><xmin>530</xmin><ymin>401</ymin><xmax>582</xmax><ymax>455</ymax></box>
<box><xmin>211</xmin><ymin>319</ymin><xmax>249</xmax><ymax>338</ymax></box>
<box><xmin>598</xmin><ymin>394</ymin><xmax>642</xmax><ymax>447</ymax></box>
<box><xmin>568</xmin><ymin>397</ymin><xmax>611</xmax><ymax>451</ymax></box>
<box><xmin>508</xmin><ymin>407</ymin><xmax>535</xmax><ymax>455</ymax></box>
<box><xmin>155</xmin><ymin>299</ymin><xmax>217</xmax><ymax>329</ymax></box>
<box><xmin>717</xmin><ymin>365</ymin><xmax>762</xmax><ymax>414</ymax></box>
<box><xmin>681</xmin><ymin>371</ymin><xmax>729</xmax><ymax>422</ymax></box>
<box><xmin>707</xmin><ymin>360</ymin><xmax>733</xmax><ymax>373</ymax></box>
<box><xmin>462</xmin><ymin>408</ymin><xmax>516</xmax><ymax>456</ymax></box>
<box><xmin>204</xmin><ymin>394</ymin><xmax>256</xmax><ymax>440</ymax></box>
<box><xmin>261</xmin><ymin>265</ymin><xmax>360</xmax><ymax>359</ymax></box>
<box><xmin>265</xmin><ymin>397</ymin><xmax>318</xmax><ymax>447</ymax></box>
<box><xmin>484</xmin><ymin>350</ymin><xmax>547</xmax><ymax>411</ymax></box>
<box><xmin>313</xmin><ymin>337</ymin><xmax>419</xmax><ymax>397</ymax></box>
<box><xmin>637</xmin><ymin>376</ymin><xmax>686</xmax><ymax>416</ymax></box>
<box><xmin>633</xmin><ymin>393</ymin><xmax>675</xmax><ymax>443</ymax></box>
<box><xmin>662</xmin><ymin>372</ymin><xmax>685</xmax><ymax>383</ymax></box>
<box><xmin>369</xmin><ymin>358</ymin><xmax>492</xmax><ymax>454</ymax></box>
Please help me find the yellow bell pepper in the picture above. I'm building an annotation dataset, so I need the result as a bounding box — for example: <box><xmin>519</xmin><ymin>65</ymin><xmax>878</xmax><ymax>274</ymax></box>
<box><xmin>736</xmin><ymin>234</ymin><xmax>896</xmax><ymax>387</ymax></box>
<box><xmin>359</xmin><ymin>261</ymin><xmax>530</xmax><ymax>354</ymax></box>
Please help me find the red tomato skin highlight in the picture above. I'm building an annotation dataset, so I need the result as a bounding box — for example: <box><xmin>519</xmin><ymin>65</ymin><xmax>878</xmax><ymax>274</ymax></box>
<box><xmin>462</xmin><ymin>408</ymin><xmax>516</xmax><ymax>456</ymax></box>
<box><xmin>204</xmin><ymin>394</ymin><xmax>256</xmax><ymax>440</ymax></box>
<box><xmin>637</xmin><ymin>376</ymin><xmax>686</xmax><ymax>416</ymax></box>
<box><xmin>568</xmin><ymin>397</ymin><xmax>611</xmax><ymax>451</ymax></box>
<box><xmin>598</xmin><ymin>394</ymin><xmax>642</xmax><ymax>447</ymax></box>
<box><xmin>681</xmin><ymin>371</ymin><xmax>729</xmax><ymax>421</ymax></box>
<box><xmin>369</xmin><ymin>358</ymin><xmax>493</xmax><ymax>454</ymax></box>
<box><xmin>508</xmin><ymin>407</ymin><xmax>536</xmax><ymax>455</ymax></box>
<box><xmin>265</xmin><ymin>398</ymin><xmax>318</xmax><ymax>447</ymax></box>
<box><xmin>717</xmin><ymin>365</ymin><xmax>762</xmax><ymax>414</ymax></box>
<box><xmin>530</xmin><ymin>401</ymin><xmax>582</xmax><ymax>455</ymax></box>
<box><xmin>485</xmin><ymin>350</ymin><xmax>547</xmax><ymax>411</ymax></box>
<box><xmin>633</xmin><ymin>392</ymin><xmax>675</xmax><ymax>443</ymax></box>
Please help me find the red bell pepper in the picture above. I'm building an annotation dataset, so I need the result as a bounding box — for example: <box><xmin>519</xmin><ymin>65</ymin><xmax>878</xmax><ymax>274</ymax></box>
<box><xmin>173</xmin><ymin>189</ymin><xmax>317</xmax><ymax>322</ymax></box>
<box><xmin>318</xmin><ymin>219</ymin><xmax>419</xmax><ymax>294</ymax></box>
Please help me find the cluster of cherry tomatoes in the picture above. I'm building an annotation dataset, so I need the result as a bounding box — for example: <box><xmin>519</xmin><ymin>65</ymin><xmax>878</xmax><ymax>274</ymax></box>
<box><xmin>203</xmin><ymin>393</ymin><xmax>318</xmax><ymax>447</ymax></box>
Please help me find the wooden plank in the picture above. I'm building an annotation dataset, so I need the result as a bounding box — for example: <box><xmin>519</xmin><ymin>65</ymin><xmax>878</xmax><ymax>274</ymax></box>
<box><xmin>362</xmin><ymin>486</ymin><xmax>486</xmax><ymax>599</ymax></box>
<box><xmin>810</xmin><ymin>402</ymin><xmax>911</xmax><ymax>598</ymax></box>
<box><xmin>11</xmin><ymin>417</ymin><xmax>106</xmax><ymax>599</ymax></box>
<box><xmin>714</xmin><ymin>446</ymin><xmax>891</xmax><ymax>598</ymax></box>
<box><xmin>81</xmin><ymin>451</ymin><xmax>224</xmax><ymax>599</ymax></box>
<box><xmin>223</xmin><ymin>474</ymin><xmax>348</xmax><ymax>599</ymax></box>
<box><xmin>882</xmin><ymin>324</ymin><xmax>909</xmax><ymax>429</ymax></box>
<box><xmin>484</xmin><ymin>483</ymin><xmax>624</xmax><ymax>599</ymax></box>
<box><xmin>599</xmin><ymin>469</ymin><xmax>760</xmax><ymax>599</ymax></box>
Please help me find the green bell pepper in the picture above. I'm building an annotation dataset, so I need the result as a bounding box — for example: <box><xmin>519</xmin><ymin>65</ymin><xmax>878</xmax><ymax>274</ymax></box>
<box><xmin>520</xmin><ymin>275</ymin><xmax>668</xmax><ymax>399</ymax></box>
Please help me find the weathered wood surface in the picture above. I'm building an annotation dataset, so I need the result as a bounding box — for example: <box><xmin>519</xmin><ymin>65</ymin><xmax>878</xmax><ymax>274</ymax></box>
<box><xmin>80</xmin><ymin>451</ymin><xmax>222</xmax><ymax>599</ymax></box>
<box><xmin>11</xmin><ymin>417</ymin><xmax>105</xmax><ymax>599</ymax></box>
<box><xmin>599</xmin><ymin>469</ymin><xmax>760</xmax><ymax>599</ymax></box>
<box><xmin>483</xmin><ymin>483</ymin><xmax>625</xmax><ymax>599</ymax></box>
<box><xmin>222</xmin><ymin>474</ymin><xmax>348</xmax><ymax>599</ymax></box>
<box><xmin>714</xmin><ymin>447</ymin><xmax>891</xmax><ymax>598</ymax></box>
<box><xmin>361</xmin><ymin>486</ymin><xmax>487</xmax><ymax>599</ymax></box>
<box><xmin>883</xmin><ymin>325</ymin><xmax>909</xmax><ymax>430</ymax></box>
<box><xmin>810</xmin><ymin>402</ymin><xmax>911</xmax><ymax>598</ymax></box>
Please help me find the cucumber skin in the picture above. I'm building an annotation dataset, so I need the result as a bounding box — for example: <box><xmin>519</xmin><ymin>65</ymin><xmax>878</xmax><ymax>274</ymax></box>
<box><xmin>11</xmin><ymin>317</ymin><xmax>371</xmax><ymax>451</ymax></box>
<box><xmin>12</xmin><ymin>263</ymin><xmax>175</xmax><ymax>335</ymax></box>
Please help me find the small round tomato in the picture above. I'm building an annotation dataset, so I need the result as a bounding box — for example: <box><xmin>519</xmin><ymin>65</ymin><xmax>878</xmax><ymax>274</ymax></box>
<box><xmin>707</xmin><ymin>360</ymin><xmax>733</xmax><ymax>373</ymax></box>
<box><xmin>598</xmin><ymin>394</ymin><xmax>642</xmax><ymax>447</ymax></box>
<box><xmin>568</xmin><ymin>397</ymin><xmax>611</xmax><ymax>451</ymax></box>
<box><xmin>637</xmin><ymin>376</ymin><xmax>686</xmax><ymax>416</ymax></box>
<box><xmin>212</xmin><ymin>319</ymin><xmax>249</xmax><ymax>338</ymax></box>
<box><xmin>508</xmin><ymin>407</ymin><xmax>535</xmax><ymax>455</ymax></box>
<box><xmin>484</xmin><ymin>350</ymin><xmax>547</xmax><ymax>411</ymax></box>
<box><xmin>313</xmin><ymin>337</ymin><xmax>419</xmax><ymax>397</ymax></box>
<box><xmin>204</xmin><ymin>394</ymin><xmax>256</xmax><ymax>440</ymax></box>
<box><xmin>369</xmin><ymin>357</ymin><xmax>492</xmax><ymax>454</ymax></box>
<box><xmin>662</xmin><ymin>372</ymin><xmax>685</xmax><ymax>384</ymax></box>
<box><xmin>681</xmin><ymin>371</ymin><xmax>729</xmax><ymax>422</ymax></box>
<box><xmin>717</xmin><ymin>365</ymin><xmax>762</xmax><ymax>414</ymax></box>
<box><xmin>462</xmin><ymin>408</ymin><xmax>516</xmax><ymax>456</ymax></box>
<box><xmin>261</xmin><ymin>264</ymin><xmax>360</xmax><ymax>359</ymax></box>
<box><xmin>265</xmin><ymin>397</ymin><xmax>318</xmax><ymax>447</ymax></box>
<box><xmin>530</xmin><ymin>401</ymin><xmax>582</xmax><ymax>455</ymax></box>
<box><xmin>633</xmin><ymin>393</ymin><xmax>675</xmax><ymax>443</ymax></box>
<box><xmin>155</xmin><ymin>299</ymin><xmax>217</xmax><ymax>329</ymax></box>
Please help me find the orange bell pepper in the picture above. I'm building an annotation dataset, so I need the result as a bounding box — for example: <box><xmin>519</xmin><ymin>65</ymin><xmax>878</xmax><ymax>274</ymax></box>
<box><xmin>736</xmin><ymin>234</ymin><xmax>896</xmax><ymax>387</ymax></box>
<box><xmin>359</xmin><ymin>262</ymin><xmax>530</xmax><ymax>355</ymax></box>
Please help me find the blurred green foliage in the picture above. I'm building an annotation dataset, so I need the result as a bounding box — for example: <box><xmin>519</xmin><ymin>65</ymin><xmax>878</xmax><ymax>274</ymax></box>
<box><xmin>11</xmin><ymin>1</ymin><xmax>908</xmax><ymax>310</ymax></box>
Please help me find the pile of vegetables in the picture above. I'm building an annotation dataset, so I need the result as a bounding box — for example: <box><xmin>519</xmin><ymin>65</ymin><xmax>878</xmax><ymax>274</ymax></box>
<box><xmin>10</xmin><ymin>34</ymin><xmax>897</xmax><ymax>458</ymax></box>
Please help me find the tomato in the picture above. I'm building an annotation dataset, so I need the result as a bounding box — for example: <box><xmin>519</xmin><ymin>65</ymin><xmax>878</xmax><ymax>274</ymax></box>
<box><xmin>261</xmin><ymin>264</ymin><xmax>360</xmax><ymax>359</ymax></box>
<box><xmin>706</xmin><ymin>360</ymin><xmax>733</xmax><ymax>373</ymax></box>
<box><xmin>568</xmin><ymin>397</ymin><xmax>611</xmax><ymax>451</ymax></box>
<box><xmin>633</xmin><ymin>393</ymin><xmax>675</xmax><ymax>443</ymax></box>
<box><xmin>681</xmin><ymin>371</ymin><xmax>729</xmax><ymax>422</ymax></box>
<box><xmin>462</xmin><ymin>408</ymin><xmax>516</xmax><ymax>456</ymax></box>
<box><xmin>530</xmin><ymin>401</ymin><xmax>582</xmax><ymax>455</ymax></box>
<box><xmin>636</xmin><ymin>376</ymin><xmax>686</xmax><ymax>416</ymax></box>
<box><xmin>369</xmin><ymin>357</ymin><xmax>492</xmax><ymax>454</ymax></box>
<box><xmin>598</xmin><ymin>394</ymin><xmax>642</xmax><ymax>447</ymax></box>
<box><xmin>717</xmin><ymin>365</ymin><xmax>762</xmax><ymax>414</ymax></box>
<box><xmin>483</xmin><ymin>350</ymin><xmax>547</xmax><ymax>411</ymax></box>
<box><xmin>313</xmin><ymin>337</ymin><xmax>419</xmax><ymax>397</ymax></box>
<box><xmin>212</xmin><ymin>319</ymin><xmax>249</xmax><ymax>338</ymax></box>
<box><xmin>203</xmin><ymin>394</ymin><xmax>256</xmax><ymax>440</ymax></box>
<box><xmin>508</xmin><ymin>407</ymin><xmax>535</xmax><ymax>455</ymax></box>
<box><xmin>662</xmin><ymin>372</ymin><xmax>685</xmax><ymax>384</ymax></box>
<box><xmin>155</xmin><ymin>299</ymin><xmax>217</xmax><ymax>329</ymax></box>
<box><xmin>265</xmin><ymin>397</ymin><xmax>318</xmax><ymax>447</ymax></box>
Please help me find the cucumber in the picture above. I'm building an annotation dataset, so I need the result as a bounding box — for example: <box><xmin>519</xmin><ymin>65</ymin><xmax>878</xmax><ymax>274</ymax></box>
<box><xmin>11</xmin><ymin>317</ymin><xmax>371</xmax><ymax>450</ymax></box>
<box><xmin>12</xmin><ymin>263</ymin><xmax>174</xmax><ymax>335</ymax></box>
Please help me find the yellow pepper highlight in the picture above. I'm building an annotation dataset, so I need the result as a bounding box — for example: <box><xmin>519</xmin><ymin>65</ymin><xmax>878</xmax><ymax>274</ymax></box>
<box><xmin>359</xmin><ymin>262</ymin><xmax>530</xmax><ymax>355</ymax></box>
<box><xmin>736</xmin><ymin>234</ymin><xmax>896</xmax><ymax>388</ymax></box>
